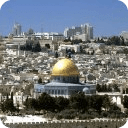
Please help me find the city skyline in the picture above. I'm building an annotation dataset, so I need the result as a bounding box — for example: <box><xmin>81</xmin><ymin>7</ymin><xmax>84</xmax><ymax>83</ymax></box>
<box><xmin>0</xmin><ymin>0</ymin><xmax>128</xmax><ymax>36</ymax></box>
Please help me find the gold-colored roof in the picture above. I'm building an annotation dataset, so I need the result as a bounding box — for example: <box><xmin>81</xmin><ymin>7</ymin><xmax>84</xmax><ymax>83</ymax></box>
<box><xmin>51</xmin><ymin>58</ymin><xmax>79</xmax><ymax>76</ymax></box>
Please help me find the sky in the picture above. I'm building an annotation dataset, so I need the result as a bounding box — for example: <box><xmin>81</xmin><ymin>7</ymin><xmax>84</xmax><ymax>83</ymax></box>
<box><xmin>0</xmin><ymin>0</ymin><xmax>128</xmax><ymax>37</ymax></box>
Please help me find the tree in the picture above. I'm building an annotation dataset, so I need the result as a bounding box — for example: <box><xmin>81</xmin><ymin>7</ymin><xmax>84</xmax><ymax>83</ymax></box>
<box><xmin>11</xmin><ymin>92</ymin><xmax>13</xmax><ymax>101</ymax></box>
<box><xmin>55</xmin><ymin>96</ymin><xmax>69</xmax><ymax>112</ymax></box>
<box><xmin>23</xmin><ymin>83</ymin><xmax>34</xmax><ymax>95</ymax></box>
<box><xmin>20</xmin><ymin>39</ymin><xmax>41</xmax><ymax>52</ymax></box>
<box><xmin>120</xmin><ymin>36</ymin><xmax>125</xmax><ymax>46</ymax></box>
<box><xmin>102</xmin><ymin>85</ymin><xmax>107</xmax><ymax>92</ymax></box>
<box><xmin>71</xmin><ymin>39</ymin><xmax>82</xmax><ymax>44</ymax></box>
<box><xmin>90</xmin><ymin>95</ymin><xmax>104</xmax><ymax>114</ymax></box>
<box><xmin>123</xmin><ymin>48</ymin><xmax>128</xmax><ymax>54</ymax></box>
<box><xmin>69</xmin><ymin>93</ymin><xmax>88</xmax><ymax>112</ymax></box>
<box><xmin>66</xmin><ymin>48</ymin><xmax>68</xmax><ymax>54</ymax></box>
<box><xmin>105</xmin><ymin>36</ymin><xmax>125</xmax><ymax>46</ymax></box>
<box><xmin>112</xmin><ymin>84</ymin><xmax>120</xmax><ymax>92</ymax></box>
<box><xmin>55</xmin><ymin>52</ymin><xmax>58</xmax><ymax>58</ymax></box>
<box><xmin>109</xmin><ymin>103</ymin><xmax>121</xmax><ymax>112</ymax></box>
<box><xmin>25</xmin><ymin>40</ymin><xmax>33</xmax><ymax>50</ymax></box>
<box><xmin>102</xmin><ymin>95</ymin><xmax>111</xmax><ymax>111</ymax></box>
<box><xmin>68</xmin><ymin>53</ymin><xmax>71</xmax><ymax>58</ymax></box>
<box><xmin>64</xmin><ymin>37</ymin><xmax>71</xmax><ymax>42</ymax></box>
<box><xmin>33</xmin><ymin>42</ymin><xmax>41</xmax><ymax>52</ymax></box>
<box><xmin>1</xmin><ymin>99</ymin><xmax>16</xmax><ymax>113</ymax></box>
<box><xmin>38</xmin><ymin>78</ymin><xmax>42</xmax><ymax>84</ymax></box>
<box><xmin>87</xmin><ymin>74</ymin><xmax>96</xmax><ymax>81</ymax></box>
<box><xmin>71</xmin><ymin>49</ymin><xmax>75</xmax><ymax>54</ymax></box>
<box><xmin>24</xmin><ymin>98</ymin><xmax>39</xmax><ymax>111</ymax></box>
<box><xmin>38</xmin><ymin>93</ymin><xmax>56</xmax><ymax>112</ymax></box>
<box><xmin>80</xmin><ymin>46</ymin><xmax>83</xmax><ymax>53</ymax></box>
<box><xmin>45</xmin><ymin>44</ymin><xmax>50</xmax><ymax>49</ymax></box>
<box><xmin>123</xmin><ymin>95</ymin><xmax>128</xmax><ymax>108</ymax></box>
<box><xmin>96</xmin><ymin>84</ymin><xmax>101</xmax><ymax>92</ymax></box>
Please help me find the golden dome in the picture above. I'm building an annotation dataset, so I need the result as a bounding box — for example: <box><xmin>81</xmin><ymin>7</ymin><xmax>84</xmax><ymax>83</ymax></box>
<box><xmin>51</xmin><ymin>58</ymin><xmax>79</xmax><ymax>76</ymax></box>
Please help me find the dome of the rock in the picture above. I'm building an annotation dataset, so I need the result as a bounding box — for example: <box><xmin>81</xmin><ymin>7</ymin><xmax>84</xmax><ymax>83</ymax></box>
<box><xmin>51</xmin><ymin>58</ymin><xmax>79</xmax><ymax>76</ymax></box>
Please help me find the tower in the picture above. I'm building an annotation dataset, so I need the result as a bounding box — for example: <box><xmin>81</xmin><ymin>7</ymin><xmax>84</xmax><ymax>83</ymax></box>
<box><xmin>86</xmin><ymin>24</ymin><xmax>93</xmax><ymax>40</ymax></box>
<box><xmin>13</xmin><ymin>23</ymin><xmax>22</xmax><ymax>36</ymax></box>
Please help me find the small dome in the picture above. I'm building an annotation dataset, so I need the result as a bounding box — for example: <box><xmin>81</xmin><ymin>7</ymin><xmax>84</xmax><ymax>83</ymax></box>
<box><xmin>83</xmin><ymin>87</ymin><xmax>90</xmax><ymax>94</ymax></box>
<box><xmin>51</xmin><ymin>58</ymin><xmax>79</xmax><ymax>76</ymax></box>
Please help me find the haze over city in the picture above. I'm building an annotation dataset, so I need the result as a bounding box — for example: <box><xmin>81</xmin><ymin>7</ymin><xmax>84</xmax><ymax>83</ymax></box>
<box><xmin>0</xmin><ymin>0</ymin><xmax>128</xmax><ymax>36</ymax></box>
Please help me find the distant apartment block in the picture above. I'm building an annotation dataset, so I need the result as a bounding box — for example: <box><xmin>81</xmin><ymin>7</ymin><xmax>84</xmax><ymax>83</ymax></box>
<box><xmin>34</xmin><ymin>32</ymin><xmax>64</xmax><ymax>42</ymax></box>
<box><xmin>58</xmin><ymin>44</ymin><xmax>80</xmax><ymax>53</ymax></box>
<box><xmin>12</xmin><ymin>23</ymin><xmax>22</xmax><ymax>36</ymax></box>
<box><xmin>64</xmin><ymin>26</ymin><xmax>82</xmax><ymax>38</ymax></box>
<box><xmin>64</xmin><ymin>23</ymin><xmax>93</xmax><ymax>41</ymax></box>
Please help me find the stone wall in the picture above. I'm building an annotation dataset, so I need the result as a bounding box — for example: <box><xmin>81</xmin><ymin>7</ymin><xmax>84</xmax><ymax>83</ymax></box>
<box><xmin>4</xmin><ymin>119</ymin><xmax>127</xmax><ymax>128</ymax></box>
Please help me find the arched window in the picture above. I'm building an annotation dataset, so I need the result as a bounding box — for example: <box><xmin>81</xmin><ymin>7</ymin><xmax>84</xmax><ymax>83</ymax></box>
<box><xmin>67</xmin><ymin>77</ymin><xmax>69</xmax><ymax>82</ymax></box>
<box><xmin>63</xmin><ymin>77</ymin><xmax>65</xmax><ymax>82</ymax></box>
<box><xmin>58</xmin><ymin>90</ymin><xmax>60</xmax><ymax>95</ymax></box>
<box><xmin>61</xmin><ymin>90</ymin><xmax>64</xmax><ymax>95</ymax></box>
<box><xmin>55</xmin><ymin>90</ymin><xmax>57</xmax><ymax>95</ymax></box>
<box><xmin>57</xmin><ymin>77</ymin><xmax>60</xmax><ymax>81</ymax></box>
<box><xmin>72</xmin><ymin>77</ymin><xmax>75</xmax><ymax>83</ymax></box>
<box><xmin>70</xmin><ymin>77</ymin><xmax>73</xmax><ymax>83</ymax></box>
<box><xmin>52</xmin><ymin>90</ymin><xmax>54</xmax><ymax>94</ymax></box>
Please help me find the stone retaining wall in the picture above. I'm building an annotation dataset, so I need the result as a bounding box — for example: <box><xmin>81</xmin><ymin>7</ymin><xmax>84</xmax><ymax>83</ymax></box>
<box><xmin>4</xmin><ymin>119</ymin><xmax>127</xmax><ymax>128</ymax></box>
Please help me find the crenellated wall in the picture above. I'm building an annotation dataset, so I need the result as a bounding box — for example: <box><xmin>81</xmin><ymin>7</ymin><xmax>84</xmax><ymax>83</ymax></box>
<box><xmin>3</xmin><ymin>119</ymin><xmax>127</xmax><ymax>128</ymax></box>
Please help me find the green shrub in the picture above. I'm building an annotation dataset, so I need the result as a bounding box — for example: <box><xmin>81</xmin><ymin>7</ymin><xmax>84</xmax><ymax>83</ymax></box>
<box><xmin>60</xmin><ymin>109</ymin><xmax>77</xmax><ymax>119</ymax></box>
<box><xmin>63</xmin><ymin>113</ymin><xmax>75</xmax><ymax>119</ymax></box>
<box><xmin>55</xmin><ymin>113</ymin><xmax>63</xmax><ymax>120</ymax></box>
<box><xmin>44</xmin><ymin>111</ymin><xmax>55</xmax><ymax>119</ymax></box>
<box><xmin>124</xmin><ymin>109</ymin><xmax>128</xmax><ymax>117</ymax></box>
<box><xmin>101</xmin><ymin>111</ymin><xmax>109</xmax><ymax>118</ymax></box>
<box><xmin>90</xmin><ymin>111</ymin><xmax>99</xmax><ymax>117</ymax></box>
<box><xmin>78</xmin><ymin>113</ymin><xmax>95</xmax><ymax>120</ymax></box>
<box><xmin>109</xmin><ymin>113</ymin><xmax>116</xmax><ymax>118</ymax></box>
<box><xmin>79</xmin><ymin>113</ymin><xmax>89</xmax><ymax>120</ymax></box>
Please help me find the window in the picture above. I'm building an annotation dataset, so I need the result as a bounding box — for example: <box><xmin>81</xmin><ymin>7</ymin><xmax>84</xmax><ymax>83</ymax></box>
<box><xmin>61</xmin><ymin>90</ymin><xmax>64</xmax><ymax>95</ymax></box>
<box><xmin>63</xmin><ymin>77</ymin><xmax>65</xmax><ymax>82</ymax></box>
<box><xmin>55</xmin><ymin>90</ymin><xmax>57</xmax><ymax>95</ymax></box>
<box><xmin>67</xmin><ymin>77</ymin><xmax>69</xmax><ymax>82</ymax></box>
<box><xmin>73</xmin><ymin>77</ymin><xmax>75</xmax><ymax>82</ymax></box>
<box><xmin>64</xmin><ymin>90</ymin><xmax>67</xmax><ymax>94</ymax></box>
<box><xmin>58</xmin><ymin>90</ymin><xmax>60</xmax><ymax>95</ymax></box>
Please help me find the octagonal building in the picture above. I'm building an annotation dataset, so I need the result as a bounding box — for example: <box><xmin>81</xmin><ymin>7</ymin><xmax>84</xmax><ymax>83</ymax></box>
<box><xmin>34</xmin><ymin>58</ymin><xmax>96</xmax><ymax>98</ymax></box>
